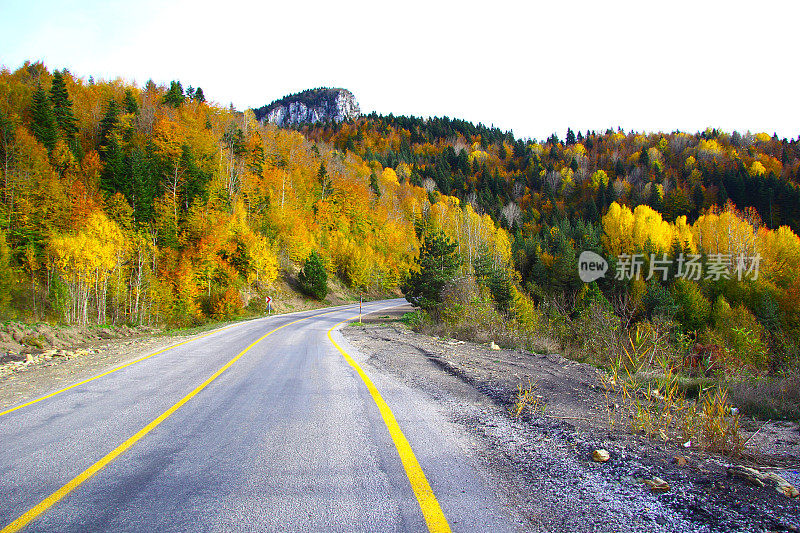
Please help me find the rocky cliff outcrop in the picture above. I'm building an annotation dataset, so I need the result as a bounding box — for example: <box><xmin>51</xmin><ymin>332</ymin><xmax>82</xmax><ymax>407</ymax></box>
<box><xmin>253</xmin><ymin>88</ymin><xmax>360</xmax><ymax>126</ymax></box>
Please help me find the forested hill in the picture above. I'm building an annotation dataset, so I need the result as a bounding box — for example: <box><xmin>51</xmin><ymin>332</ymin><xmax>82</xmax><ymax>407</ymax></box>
<box><xmin>2</xmin><ymin>62</ymin><xmax>800</xmax><ymax>380</ymax></box>
<box><xmin>0</xmin><ymin>63</ymin><xmax>508</xmax><ymax>326</ymax></box>
<box><xmin>300</xmin><ymin>114</ymin><xmax>800</xmax><ymax>234</ymax></box>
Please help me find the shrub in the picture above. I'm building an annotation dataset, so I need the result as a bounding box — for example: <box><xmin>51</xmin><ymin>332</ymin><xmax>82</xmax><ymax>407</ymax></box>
<box><xmin>568</xmin><ymin>301</ymin><xmax>620</xmax><ymax>365</ymax></box>
<box><xmin>681</xmin><ymin>387</ymin><xmax>742</xmax><ymax>455</ymax></box>
<box><xmin>643</xmin><ymin>280</ymin><xmax>676</xmax><ymax>318</ymax></box>
<box><xmin>671</xmin><ymin>279</ymin><xmax>711</xmax><ymax>332</ymax></box>
<box><xmin>711</xmin><ymin>296</ymin><xmax>767</xmax><ymax>369</ymax></box>
<box><xmin>212</xmin><ymin>287</ymin><xmax>243</xmax><ymax>319</ymax></box>
<box><xmin>298</xmin><ymin>251</ymin><xmax>328</xmax><ymax>300</ymax></box>
<box><xmin>401</xmin><ymin>310</ymin><xmax>427</xmax><ymax>328</ymax></box>
<box><xmin>0</xmin><ymin>228</ymin><xmax>12</xmax><ymax>315</ymax></box>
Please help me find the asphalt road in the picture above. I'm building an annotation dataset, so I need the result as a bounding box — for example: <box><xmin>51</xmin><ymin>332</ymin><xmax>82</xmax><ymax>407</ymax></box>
<box><xmin>0</xmin><ymin>299</ymin><xmax>517</xmax><ymax>532</ymax></box>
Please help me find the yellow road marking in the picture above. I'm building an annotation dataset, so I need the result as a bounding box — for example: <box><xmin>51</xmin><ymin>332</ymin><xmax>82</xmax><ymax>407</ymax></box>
<box><xmin>0</xmin><ymin>325</ymin><xmax>238</xmax><ymax>418</ymax></box>
<box><xmin>1</xmin><ymin>307</ymin><xmax>352</xmax><ymax>533</ymax></box>
<box><xmin>328</xmin><ymin>318</ymin><xmax>451</xmax><ymax>533</ymax></box>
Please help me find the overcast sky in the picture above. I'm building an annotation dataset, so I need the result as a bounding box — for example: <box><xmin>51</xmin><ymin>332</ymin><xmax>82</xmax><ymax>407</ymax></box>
<box><xmin>1</xmin><ymin>0</ymin><xmax>798</xmax><ymax>141</ymax></box>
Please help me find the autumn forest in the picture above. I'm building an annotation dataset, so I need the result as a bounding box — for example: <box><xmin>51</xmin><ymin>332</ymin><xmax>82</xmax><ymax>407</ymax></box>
<box><xmin>1</xmin><ymin>62</ymin><xmax>799</xmax><ymax>408</ymax></box>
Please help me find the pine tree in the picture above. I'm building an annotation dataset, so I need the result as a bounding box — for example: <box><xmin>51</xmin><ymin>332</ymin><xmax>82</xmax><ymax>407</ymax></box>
<box><xmin>487</xmin><ymin>267</ymin><xmax>514</xmax><ymax>313</ymax></box>
<box><xmin>162</xmin><ymin>81</ymin><xmax>185</xmax><ymax>107</ymax></box>
<box><xmin>127</xmin><ymin>146</ymin><xmax>157</xmax><ymax>223</ymax></box>
<box><xmin>570</xmin><ymin>157</ymin><xmax>579</xmax><ymax>173</ymax></box>
<box><xmin>30</xmin><ymin>83</ymin><xmax>57</xmax><ymax>151</ymax></box>
<box><xmin>317</xmin><ymin>162</ymin><xmax>331</xmax><ymax>199</ymax></box>
<box><xmin>49</xmin><ymin>70</ymin><xmax>78</xmax><ymax>140</ymax></box>
<box><xmin>369</xmin><ymin>172</ymin><xmax>381</xmax><ymax>197</ymax></box>
<box><xmin>640</xmin><ymin>146</ymin><xmax>650</xmax><ymax>168</ymax></box>
<box><xmin>298</xmin><ymin>251</ymin><xmax>328</xmax><ymax>300</ymax></box>
<box><xmin>194</xmin><ymin>87</ymin><xmax>205</xmax><ymax>103</ymax></box>
<box><xmin>123</xmin><ymin>89</ymin><xmax>139</xmax><ymax>115</ymax></box>
<box><xmin>402</xmin><ymin>228</ymin><xmax>461</xmax><ymax>310</ymax></box>
<box><xmin>99</xmin><ymin>99</ymin><xmax>119</xmax><ymax>150</ymax></box>
<box><xmin>99</xmin><ymin>100</ymin><xmax>124</xmax><ymax>193</ymax></box>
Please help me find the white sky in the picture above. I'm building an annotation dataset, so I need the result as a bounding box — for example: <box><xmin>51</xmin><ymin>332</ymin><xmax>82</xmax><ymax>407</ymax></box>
<box><xmin>1</xmin><ymin>0</ymin><xmax>798</xmax><ymax>141</ymax></box>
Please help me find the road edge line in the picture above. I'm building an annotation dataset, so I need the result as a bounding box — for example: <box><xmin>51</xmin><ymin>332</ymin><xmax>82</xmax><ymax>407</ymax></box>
<box><xmin>328</xmin><ymin>317</ymin><xmax>451</xmax><ymax>533</ymax></box>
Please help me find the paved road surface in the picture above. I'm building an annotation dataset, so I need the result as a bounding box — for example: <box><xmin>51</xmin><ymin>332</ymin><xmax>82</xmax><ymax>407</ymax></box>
<box><xmin>0</xmin><ymin>299</ymin><xmax>517</xmax><ymax>532</ymax></box>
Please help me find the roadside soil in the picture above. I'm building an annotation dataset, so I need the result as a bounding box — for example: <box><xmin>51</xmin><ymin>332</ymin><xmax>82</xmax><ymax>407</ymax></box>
<box><xmin>0</xmin><ymin>323</ymin><xmax>203</xmax><ymax>412</ymax></box>
<box><xmin>344</xmin><ymin>305</ymin><xmax>800</xmax><ymax>533</ymax></box>
<box><xmin>2</xmin><ymin>306</ymin><xmax>797</xmax><ymax>531</ymax></box>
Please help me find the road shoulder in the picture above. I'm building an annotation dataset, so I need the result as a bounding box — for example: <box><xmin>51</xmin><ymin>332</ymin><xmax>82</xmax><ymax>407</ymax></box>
<box><xmin>342</xmin><ymin>316</ymin><xmax>800</xmax><ymax>533</ymax></box>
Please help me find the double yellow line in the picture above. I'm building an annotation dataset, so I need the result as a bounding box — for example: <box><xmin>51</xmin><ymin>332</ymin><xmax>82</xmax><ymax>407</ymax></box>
<box><xmin>2</xmin><ymin>304</ymin><xmax>450</xmax><ymax>533</ymax></box>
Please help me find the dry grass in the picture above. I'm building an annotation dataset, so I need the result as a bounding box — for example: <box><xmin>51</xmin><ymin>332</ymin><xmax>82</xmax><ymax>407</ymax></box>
<box><xmin>682</xmin><ymin>387</ymin><xmax>742</xmax><ymax>454</ymax></box>
<box><xmin>727</xmin><ymin>370</ymin><xmax>800</xmax><ymax>421</ymax></box>
<box><xmin>600</xmin><ymin>324</ymin><xmax>743</xmax><ymax>455</ymax></box>
<box><xmin>513</xmin><ymin>378</ymin><xmax>546</xmax><ymax>418</ymax></box>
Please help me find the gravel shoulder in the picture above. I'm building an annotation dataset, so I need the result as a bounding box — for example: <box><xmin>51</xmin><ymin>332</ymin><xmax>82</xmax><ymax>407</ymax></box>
<box><xmin>343</xmin><ymin>306</ymin><xmax>800</xmax><ymax>533</ymax></box>
<box><xmin>2</xmin><ymin>309</ymin><xmax>798</xmax><ymax>532</ymax></box>
<box><xmin>0</xmin><ymin>326</ymin><xmax>213</xmax><ymax>413</ymax></box>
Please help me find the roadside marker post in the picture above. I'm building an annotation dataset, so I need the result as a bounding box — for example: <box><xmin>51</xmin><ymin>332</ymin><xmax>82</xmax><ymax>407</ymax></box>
<box><xmin>266</xmin><ymin>295</ymin><xmax>272</xmax><ymax>315</ymax></box>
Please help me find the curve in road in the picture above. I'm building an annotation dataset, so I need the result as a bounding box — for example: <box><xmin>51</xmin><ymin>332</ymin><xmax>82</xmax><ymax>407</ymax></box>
<box><xmin>0</xmin><ymin>300</ymin><xmax>514</xmax><ymax>532</ymax></box>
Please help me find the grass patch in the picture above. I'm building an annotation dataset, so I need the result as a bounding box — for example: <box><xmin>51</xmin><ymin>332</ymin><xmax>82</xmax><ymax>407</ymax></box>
<box><xmin>513</xmin><ymin>378</ymin><xmax>546</xmax><ymax>418</ymax></box>
<box><xmin>19</xmin><ymin>334</ymin><xmax>45</xmax><ymax>349</ymax></box>
<box><xmin>401</xmin><ymin>311</ymin><xmax>426</xmax><ymax>328</ymax></box>
<box><xmin>728</xmin><ymin>372</ymin><xmax>800</xmax><ymax>421</ymax></box>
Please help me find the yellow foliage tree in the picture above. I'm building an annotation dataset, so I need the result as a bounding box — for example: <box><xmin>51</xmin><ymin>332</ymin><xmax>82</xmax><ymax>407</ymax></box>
<box><xmin>48</xmin><ymin>211</ymin><xmax>125</xmax><ymax>324</ymax></box>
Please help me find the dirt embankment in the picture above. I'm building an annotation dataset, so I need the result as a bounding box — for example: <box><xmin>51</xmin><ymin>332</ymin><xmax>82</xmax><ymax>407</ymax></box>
<box><xmin>0</xmin><ymin>322</ymin><xmax>196</xmax><ymax>412</ymax></box>
<box><xmin>344</xmin><ymin>306</ymin><xmax>800</xmax><ymax>533</ymax></box>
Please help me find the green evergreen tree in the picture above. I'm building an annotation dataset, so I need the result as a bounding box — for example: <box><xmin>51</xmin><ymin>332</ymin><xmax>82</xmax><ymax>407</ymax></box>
<box><xmin>692</xmin><ymin>184</ymin><xmax>704</xmax><ymax>214</ymax></box>
<box><xmin>487</xmin><ymin>267</ymin><xmax>514</xmax><ymax>314</ymax></box>
<box><xmin>30</xmin><ymin>83</ymin><xmax>57</xmax><ymax>151</ymax></box>
<box><xmin>99</xmin><ymin>100</ymin><xmax>124</xmax><ymax>193</ymax></box>
<box><xmin>317</xmin><ymin>162</ymin><xmax>332</xmax><ymax>199</ymax></box>
<box><xmin>643</xmin><ymin>280</ymin><xmax>676</xmax><ymax>318</ymax></box>
<box><xmin>126</xmin><ymin>145</ymin><xmax>157</xmax><ymax>223</ymax></box>
<box><xmin>99</xmin><ymin>99</ymin><xmax>119</xmax><ymax>149</ymax></box>
<box><xmin>640</xmin><ymin>146</ymin><xmax>650</xmax><ymax>168</ymax></box>
<box><xmin>402</xmin><ymin>228</ymin><xmax>461</xmax><ymax>310</ymax></box>
<box><xmin>49</xmin><ymin>70</ymin><xmax>78</xmax><ymax>141</ymax></box>
<box><xmin>194</xmin><ymin>87</ymin><xmax>205</xmax><ymax>103</ymax></box>
<box><xmin>123</xmin><ymin>89</ymin><xmax>139</xmax><ymax>114</ymax></box>
<box><xmin>472</xmin><ymin>247</ymin><xmax>493</xmax><ymax>286</ymax></box>
<box><xmin>298</xmin><ymin>251</ymin><xmax>328</xmax><ymax>300</ymax></box>
<box><xmin>369</xmin><ymin>172</ymin><xmax>381</xmax><ymax>197</ymax></box>
<box><xmin>569</xmin><ymin>157</ymin><xmax>579</xmax><ymax>173</ymax></box>
<box><xmin>162</xmin><ymin>81</ymin><xmax>185</xmax><ymax>107</ymax></box>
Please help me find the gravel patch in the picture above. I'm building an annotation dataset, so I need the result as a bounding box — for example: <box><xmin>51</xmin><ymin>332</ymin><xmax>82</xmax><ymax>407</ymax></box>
<box><xmin>343</xmin><ymin>313</ymin><xmax>800</xmax><ymax>533</ymax></box>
